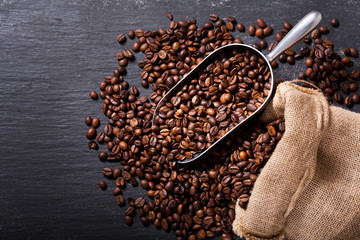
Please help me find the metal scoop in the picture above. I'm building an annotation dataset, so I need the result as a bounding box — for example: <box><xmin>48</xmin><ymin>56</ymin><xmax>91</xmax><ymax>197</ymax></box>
<box><xmin>152</xmin><ymin>11</ymin><xmax>322</xmax><ymax>164</ymax></box>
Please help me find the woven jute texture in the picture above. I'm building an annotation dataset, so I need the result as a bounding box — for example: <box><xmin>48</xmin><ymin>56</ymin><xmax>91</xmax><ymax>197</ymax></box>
<box><xmin>233</xmin><ymin>82</ymin><xmax>360</xmax><ymax>240</ymax></box>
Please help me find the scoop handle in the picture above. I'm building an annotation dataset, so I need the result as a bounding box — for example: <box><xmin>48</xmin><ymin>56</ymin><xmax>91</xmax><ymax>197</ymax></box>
<box><xmin>266</xmin><ymin>11</ymin><xmax>322</xmax><ymax>62</ymax></box>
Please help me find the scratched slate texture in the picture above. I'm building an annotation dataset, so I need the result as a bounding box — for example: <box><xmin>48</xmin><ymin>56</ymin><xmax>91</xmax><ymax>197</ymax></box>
<box><xmin>0</xmin><ymin>0</ymin><xmax>359</xmax><ymax>239</ymax></box>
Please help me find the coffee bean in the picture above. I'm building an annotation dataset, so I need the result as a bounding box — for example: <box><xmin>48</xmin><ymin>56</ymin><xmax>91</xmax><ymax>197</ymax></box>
<box><xmin>135</xmin><ymin>197</ymin><xmax>146</xmax><ymax>208</ymax></box>
<box><xmin>117</xmin><ymin>34</ymin><xmax>126</xmax><ymax>44</ymax></box>
<box><xmin>352</xmin><ymin>93</ymin><xmax>360</xmax><ymax>104</ymax></box>
<box><xmin>124</xmin><ymin>215</ymin><xmax>133</xmax><ymax>225</ymax></box>
<box><xmin>130</xmin><ymin>178</ymin><xmax>138</xmax><ymax>186</ymax></box>
<box><xmin>91</xmin><ymin>117</ymin><xmax>100</xmax><ymax>128</ymax></box>
<box><xmin>255</xmin><ymin>28</ymin><xmax>263</xmax><ymax>37</ymax></box>
<box><xmin>166</xmin><ymin>12</ymin><xmax>173</xmax><ymax>21</ymax></box>
<box><xmin>159</xmin><ymin>218</ymin><xmax>168</xmax><ymax>230</ymax></box>
<box><xmin>116</xmin><ymin>194</ymin><xmax>125</xmax><ymax>205</ymax></box>
<box><xmin>104</xmin><ymin>124</ymin><xmax>112</xmax><ymax>136</ymax></box>
<box><xmin>305</xmin><ymin>57</ymin><xmax>314</xmax><ymax>67</ymax></box>
<box><xmin>344</xmin><ymin>96</ymin><xmax>352</xmax><ymax>107</ymax></box>
<box><xmin>98</xmin><ymin>152</ymin><xmax>108</xmax><ymax>161</ymax></box>
<box><xmin>125</xmin><ymin>206</ymin><xmax>135</xmax><ymax>216</ymax></box>
<box><xmin>236</xmin><ymin>23</ymin><xmax>245</xmax><ymax>32</ymax></box>
<box><xmin>263</xmin><ymin>26</ymin><xmax>273</xmax><ymax>36</ymax></box>
<box><xmin>311</xmin><ymin>29</ymin><xmax>320</xmax><ymax>38</ymax></box>
<box><xmin>256</xmin><ymin>18</ymin><xmax>266</xmax><ymax>28</ymax></box>
<box><xmin>278</xmin><ymin>53</ymin><xmax>286</xmax><ymax>63</ymax></box>
<box><xmin>112</xmin><ymin>187</ymin><xmax>121</xmax><ymax>196</ymax></box>
<box><xmin>86</xmin><ymin>127</ymin><xmax>96</xmax><ymax>140</ymax></box>
<box><xmin>248</xmin><ymin>25</ymin><xmax>255</xmax><ymax>36</ymax></box>
<box><xmin>132</xmin><ymin>42</ymin><xmax>140</xmax><ymax>52</ymax></box>
<box><xmin>88</xmin><ymin>140</ymin><xmax>98</xmax><ymax>150</ymax></box>
<box><xmin>102</xmin><ymin>167</ymin><xmax>113</xmax><ymax>178</ymax></box>
<box><xmin>85</xmin><ymin>116</ymin><xmax>92</xmax><ymax>126</ymax></box>
<box><xmin>116</xmin><ymin>177</ymin><xmax>125</xmax><ymax>188</ymax></box>
<box><xmin>122</xmin><ymin>171</ymin><xmax>131</xmax><ymax>181</ymax></box>
<box><xmin>99</xmin><ymin>180</ymin><xmax>107</xmax><ymax>190</ymax></box>
<box><xmin>344</xmin><ymin>47</ymin><xmax>351</xmax><ymax>56</ymax></box>
<box><xmin>96</xmin><ymin>132</ymin><xmax>105</xmax><ymax>142</ymax></box>
<box><xmin>330</xmin><ymin>18</ymin><xmax>339</xmax><ymax>27</ymax></box>
<box><xmin>350</xmin><ymin>48</ymin><xmax>359</xmax><ymax>58</ymax></box>
<box><xmin>275</xmin><ymin>33</ymin><xmax>283</xmax><ymax>42</ymax></box>
<box><xmin>89</xmin><ymin>91</ymin><xmax>98</xmax><ymax>100</ymax></box>
<box><xmin>112</xmin><ymin>168</ymin><xmax>122</xmax><ymax>178</ymax></box>
<box><xmin>209</xmin><ymin>14</ymin><xmax>218</xmax><ymax>22</ymax></box>
<box><xmin>127</xmin><ymin>30</ymin><xmax>135</xmax><ymax>39</ymax></box>
<box><xmin>319</xmin><ymin>26</ymin><xmax>329</xmax><ymax>34</ymax></box>
<box><xmin>283</xmin><ymin>21</ymin><xmax>292</xmax><ymax>30</ymax></box>
<box><xmin>334</xmin><ymin>92</ymin><xmax>342</xmax><ymax>103</ymax></box>
<box><xmin>123</xmin><ymin>49</ymin><xmax>134</xmax><ymax>59</ymax></box>
<box><xmin>341</xmin><ymin>57</ymin><xmax>351</xmax><ymax>65</ymax></box>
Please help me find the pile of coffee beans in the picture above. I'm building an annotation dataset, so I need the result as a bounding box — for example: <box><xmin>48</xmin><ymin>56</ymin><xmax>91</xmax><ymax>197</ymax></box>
<box><xmin>85</xmin><ymin>12</ymin><xmax>358</xmax><ymax>240</ymax></box>
<box><xmin>267</xmin><ymin>19</ymin><xmax>360</xmax><ymax>106</ymax></box>
<box><xmin>153</xmin><ymin>49</ymin><xmax>271</xmax><ymax>160</ymax></box>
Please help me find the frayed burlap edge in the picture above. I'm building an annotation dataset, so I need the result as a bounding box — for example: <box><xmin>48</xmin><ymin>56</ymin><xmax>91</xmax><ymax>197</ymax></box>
<box><xmin>233</xmin><ymin>199</ymin><xmax>285</xmax><ymax>240</ymax></box>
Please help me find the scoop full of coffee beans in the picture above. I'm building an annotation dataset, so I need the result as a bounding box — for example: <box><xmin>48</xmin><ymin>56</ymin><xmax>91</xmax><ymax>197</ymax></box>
<box><xmin>153</xmin><ymin>49</ymin><xmax>271</xmax><ymax>160</ymax></box>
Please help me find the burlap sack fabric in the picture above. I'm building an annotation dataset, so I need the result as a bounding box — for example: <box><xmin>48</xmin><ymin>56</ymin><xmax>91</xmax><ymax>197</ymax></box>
<box><xmin>233</xmin><ymin>81</ymin><xmax>360</xmax><ymax>240</ymax></box>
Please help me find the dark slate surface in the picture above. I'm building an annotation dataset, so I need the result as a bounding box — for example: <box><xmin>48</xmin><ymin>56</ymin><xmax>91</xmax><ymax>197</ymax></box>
<box><xmin>0</xmin><ymin>0</ymin><xmax>359</xmax><ymax>239</ymax></box>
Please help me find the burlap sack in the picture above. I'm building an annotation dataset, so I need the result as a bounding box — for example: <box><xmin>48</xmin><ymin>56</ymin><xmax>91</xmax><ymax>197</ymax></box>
<box><xmin>233</xmin><ymin>81</ymin><xmax>360</xmax><ymax>240</ymax></box>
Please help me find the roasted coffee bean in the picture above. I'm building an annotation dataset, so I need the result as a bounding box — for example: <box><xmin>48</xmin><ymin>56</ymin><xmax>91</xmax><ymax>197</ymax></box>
<box><xmin>104</xmin><ymin>124</ymin><xmax>112</xmax><ymax>136</ymax></box>
<box><xmin>102</xmin><ymin>167</ymin><xmax>113</xmax><ymax>178</ymax></box>
<box><xmin>319</xmin><ymin>26</ymin><xmax>329</xmax><ymax>34</ymax></box>
<box><xmin>122</xmin><ymin>171</ymin><xmax>131</xmax><ymax>181</ymax></box>
<box><xmin>275</xmin><ymin>33</ymin><xmax>283</xmax><ymax>42</ymax></box>
<box><xmin>112</xmin><ymin>187</ymin><xmax>121</xmax><ymax>196</ymax></box>
<box><xmin>248</xmin><ymin>25</ymin><xmax>255</xmax><ymax>36</ymax></box>
<box><xmin>116</xmin><ymin>194</ymin><xmax>125</xmax><ymax>205</ymax></box>
<box><xmin>88</xmin><ymin>140</ymin><xmax>98</xmax><ymax>149</ymax></box>
<box><xmin>255</xmin><ymin>28</ymin><xmax>263</xmax><ymax>37</ymax></box>
<box><xmin>129</xmin><ymin>177</ymin><xmax>138</xmax><ymax>186</ymax></box>
<box><xmin>85</xmin><ymin>116</ymin><xmax>92</xmax><ymax>126</ymax></box>
<box><xmin>89</xmin><ymin>91</ymin><xmax>98</xmax><ymax>100</ymax></box>
<box><xmin>127</xmin><ymin>30</ymin><xmax>135</xmax><ymax>39</ymax></box>
<box><xmin>342</xmin><ymin>57</ymin><xmax>351</xmax><ymax>65</ymax></box>
<box><xmin>350</xmin><ymin>48</ymin><xmax>359</xmax><ymax>58</ymax></box>
<box><xmin>256</xmin><ymin>18</ymin><xmax>267</xmax><ymax>28</ymax></box>
<box><xmin>236</xmin><ymin>23</ymin><xmax>245</xmax><ymax>32</ymax></box>
<box><xmin>352</xmin><ymin>93</ymin><xmax>360</xmax><ymax>104</ymax></box>
<box><xmin>124</xmin><ymin>215</ymin><xmax>133</xmax><ymax>225</ymax></box>
<box><xmin>86</xmin><ymin>127</ymin><xmax>96</xmax><ymax>140</ymax></box>
<box><xmin>344</xmin><ymin>96</ymin><xmax>352</xmax><ymax>107</ymax></box>
<box><xmin>91</xmin><ymin>117</ymin><xmax>100</xmax><ymax>128</ymax></box>
<box><xmin>209</xmin><ymin>14</ymin><xmax>218</xmax><ymax>22</ymax></box>
<box><xmin>113</xmin><ymin>168</ymin><xmax>122</xmax><ymax>178</ymax></box>
<box><xmin>117</xmin><ymin>33</ymin><xmax>126</xmax><ymax>44</ymax></box>
<box><xmin>166</xmin><ymin>12</ymin><xmax>173</xmax><ymax>21</ymax></box>
<box><xmin>123</xmin><ymin>49</ymin><xmax>134</xmax><ymax>59</ymax></box>
<box><xmin>263</xmin><ymin>26</ymin><xmax>273</xmax><ymax>36</ymax></box>
<box><xmin>334</xmin><ymin>92</ymin><xmax>342</xmax><ymax>103</ymax></box>
<box><xmin>98</xmin><ymin>152</ymin><xmax>108</xmax><ymax>161</ymax></box>
<box><xmin>99</xmin><ymin>180</ymin><xmax>107</xmax><ymax>190</ymax></box>
<box><xmin>311</xmin><ymin>29</ymin><xmax>320</xmax><ymax>38</ymax></box>
<box><xmin>135</xmin><ymin>197</ymin><xmax>146</xmax><ymax>208</ymax></box>
<box><xmin>283</xmin><ymin>21</ymin><xmax>292</xmax><ymax>30</ymax></box>
<box><xmin>344</xmin><ymin>47</ymin><xmax>351</xmax><ymax>56</ymax></box>
<box><xmin>96</xmin><ymin>132</ymin><xmax>105</xmax><ymax>142</ymax></box>
<box><xmin>125</xmin><ymin>206</ymin><xmax>135</xmax><ymax>216</ymax></box>
<box><xmin>331</xmin><ymin>18</ymin><xmax>339</xmax><ymax>27</ymax></box>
